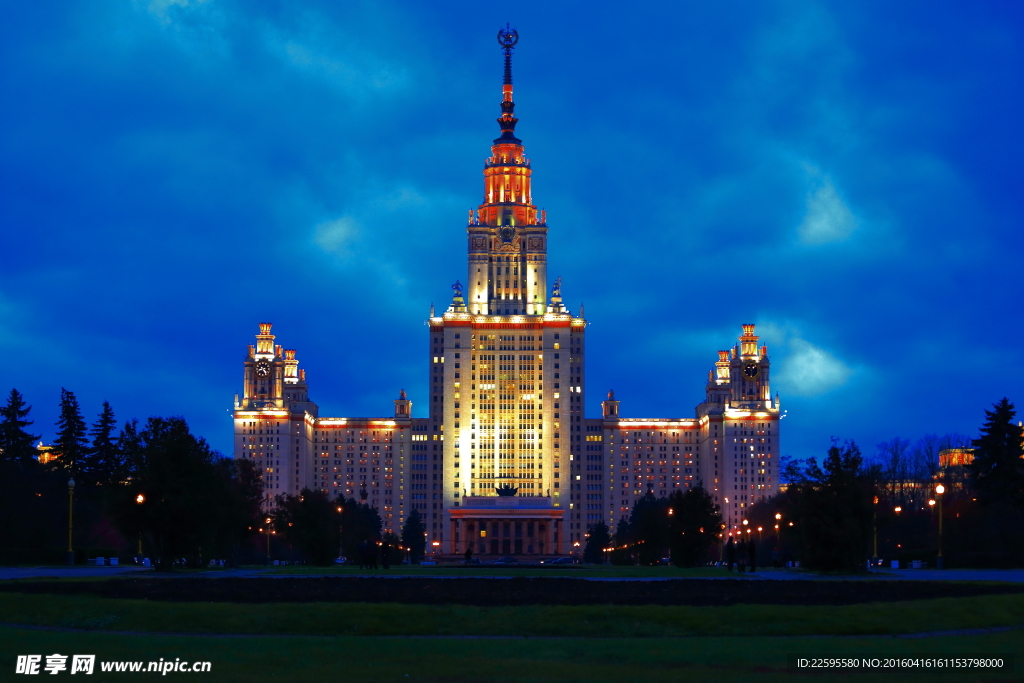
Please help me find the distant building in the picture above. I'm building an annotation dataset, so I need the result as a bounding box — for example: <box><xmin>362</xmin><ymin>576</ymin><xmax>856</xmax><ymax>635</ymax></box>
<box><xmin>35</xmin><ymin>441</ymin><xmax>58</xmax><ymax>465</ymax></box>
<box><xmin>938</xmin><ymin>448</ymin><xmax>975</xmax><ymax>469</ymax></box>
<box><xmin>232</xmin><ymin>31</ymin><xmax>782</xmax><ymax>555</ymax></box>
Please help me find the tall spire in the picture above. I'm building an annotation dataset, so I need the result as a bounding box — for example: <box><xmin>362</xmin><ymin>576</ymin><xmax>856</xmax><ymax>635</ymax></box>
<box><xmin>496</xmin><ymin>24</ymin><xmax>520</xmax><ymax>144</ymax></box>
<box><xmin>466</xmin><ymin>26</ymin><xmax>546</xmax><ymax>316</ymax></box>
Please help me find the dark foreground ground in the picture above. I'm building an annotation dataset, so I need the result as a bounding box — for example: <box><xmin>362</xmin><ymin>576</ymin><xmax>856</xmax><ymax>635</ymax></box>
<box><xmin>3</xmin><ymin>576</ymin><xmax>1023</xmax><ymax>606</ymax></box>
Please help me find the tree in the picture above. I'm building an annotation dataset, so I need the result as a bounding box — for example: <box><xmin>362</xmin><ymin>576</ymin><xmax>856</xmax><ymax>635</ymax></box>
<box><xmin>79</xmin><ymin>401</ymin><xmax>120</xmax><ymax>486</ymax></box>
<box><xmin>272</xmin><ymin>488</ymin><xmax>342</xmax><ymax>566</ymax></box>
<box><xmin>668</xmin><ymin>486</ymin><xmax>722</xmax><ymax>567</ymax></box>
<box><xmin>0</xmin><ymin>388</ymin><xmax>40</xmax><ymax>467</ymax></box>
<box><xmin>107</xmin><ymin>417</ymin><xmax>246</xmax><ymax>569</ymax></box>
<box><xmin>968</xmin><ymin>398</ymin><xmax>1024</xmax><ymax>507</ymax></box>
<box><xmin>338</xmin><ymin>497</ymin><xmax>382</xmax><ymax>560</ymax></box>
<box><xmin>116</xmin><ymin>419</ymin><xmax>142</xmax><ymax>478</ymax></box>
<box><xmin>624</xmin><ymin>493</ymin><xmax>671</xmax><ymax>565</ymax></box>
<box><xmin>52</xmin><ymin>388</ymin><xmax>88</xmax><ymax>476</ymax></box>
<box><xmin>610</xmin><ymin>516</ymin><xmax>632</xmax><ymax>565</ymax></box>
<box><xmin>784</xmin><ymin>440</ymin><xmax>875</xmax><ymax>572</ymax></box>
<box><xmin>400</xmin><ymin>508</ymin><xmax>426</xmax><ymax>563</ymax></box>
<box><xmin>876</xmin><ymin>437</ymin><xmax>911</xmax><ymax>505</ymax></box>
<box><xmin>583</xmin><ymin>521</ymin><xmax>611</xmax><ymax>564</ymax></box>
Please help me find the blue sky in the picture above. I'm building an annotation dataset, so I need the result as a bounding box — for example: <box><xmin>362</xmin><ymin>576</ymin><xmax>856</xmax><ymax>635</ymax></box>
<box><xmin>1</xmin><ymin>1</ymin><xmax>1021</xmax><ymax>461</ymax></box>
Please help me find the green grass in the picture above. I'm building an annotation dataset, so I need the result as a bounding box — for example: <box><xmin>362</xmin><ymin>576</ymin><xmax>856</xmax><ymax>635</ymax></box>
<box><xmin>262</xmin><ymin>563</ymin><xmax>745</xmax><ymax>578</ymax></box>
<box><xmin>1</xmin><ymin>591</ymin><xmax>1023</xmax><ymax>638</ymax></box>
<box><xmin>0</xmin><ymin>627</ymin><xmax>1018</xmax><ymax>683</ymax></box>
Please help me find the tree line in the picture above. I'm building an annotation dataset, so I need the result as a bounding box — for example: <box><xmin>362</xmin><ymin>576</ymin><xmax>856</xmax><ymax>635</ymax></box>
<box><xmin>750</xmin><ymin>397</ymin><xmax>1024</xmax><ymax>571</ymax></box>
<box><xmin>585</xmin><ymin>397</ymin><xmax>1024</xmax><ymax>572</ymax></box>
<box><xmin>584</xmin><ymin>486</ymin><xmax>722</xmax><ymax>567</ymax></box>
<box><xmin>0</xmin><ymin>387</ymin><xmax>428</xmax><ymax>568</ymax></box>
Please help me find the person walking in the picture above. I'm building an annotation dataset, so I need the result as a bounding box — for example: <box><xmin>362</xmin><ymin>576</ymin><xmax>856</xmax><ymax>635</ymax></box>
<box><xmin>381</xmin><ymin>541</ymin><xmax>391</xmax><ymax>570</ymax></box>
<box><xmin>737</xmin><ymin>538</ymin><xmax>748</xmax><ymax>573</ymax></box>
<box><xmin>748</xmin><ymin>538</ymin><xmax>757</xmax><ymax>573</ymax></box>
<box><xmin>464</xmin><ymin>548</ymin><xmax>473</xmax><ymax>566</ymax></box>
<box><xmin>726</xmin><ymin>537</ymin><xmax>736</xmax><ymax>572</ymax></box>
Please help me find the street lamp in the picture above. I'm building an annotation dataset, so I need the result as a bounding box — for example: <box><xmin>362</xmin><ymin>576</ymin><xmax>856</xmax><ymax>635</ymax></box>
<box><xmin>265</xmin><ymin>517</ymin><xmax>272</xmax><ymax>562</ymax></box>
<box><xmin>936</xmin><ymin>484</ymin><xmax>946</xmax><ymax>569</ymax></box>
<box><xmin>66</xmin><ymin>478</ymin><xmax>75</xmax><ymax>566</ymax></box>
<box><xmin>135</xmin><ymin>494</ymin><xmax>145</xmax><ymax>559</ymax></box>
<box><xmin>871</xmin><ymin>495</ymin><xmax>879</xmax><ymax>567</ymax></box>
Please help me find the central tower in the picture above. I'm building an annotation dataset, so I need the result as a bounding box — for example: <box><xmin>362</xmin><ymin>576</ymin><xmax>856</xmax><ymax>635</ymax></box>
<box><xmin>433</xmin><ymin>27</ymin><xmax>580</xmax><ymax>556</ymax></box>
<box><xmin>466</xmin><ymin>26</ymin><xmax>548</xmax><ymax>315</ymax></box>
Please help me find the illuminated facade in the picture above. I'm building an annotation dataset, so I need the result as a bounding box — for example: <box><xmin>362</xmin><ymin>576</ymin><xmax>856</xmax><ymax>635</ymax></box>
<box><xmin>232</xmin><ymin>30</ymin><xmax>781</xmax><ymax>552</ymax></box>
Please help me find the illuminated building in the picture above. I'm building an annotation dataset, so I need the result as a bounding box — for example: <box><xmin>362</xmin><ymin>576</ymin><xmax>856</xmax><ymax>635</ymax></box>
<box><xmin>232</xmin><ymin>29</ymin><xmax>781</xmax><ymax>551</ymax></box>
<box><xmin>35</xmin><ymin>441</ymin><xmax>58</xmax><ymax>465</ymax></box>
<box><xmin>938</xmin><ymin>448</ymin><xmax>975</xmax><ymax>469</ymax></box>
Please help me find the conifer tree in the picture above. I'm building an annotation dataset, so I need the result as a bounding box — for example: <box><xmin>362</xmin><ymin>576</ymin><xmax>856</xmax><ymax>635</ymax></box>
<box><xmin>0</xmin><ymin>388</ymin><xmax>40</xmax><ymax>467</ymax></box>
<box><xmin>610</xmin><ymin>516</ymin><xmax>633</xmax><ymax>564</ymax></box>
<box><xmin>583</xmin><ymin>521</ymin><xmax>611</xmax><ymax>563</ymax></box>
<box><xmin>400</xmin><ymin>508</ymin><xmax>426</xmax><ymax>563</ymax></box>
<box><xmin>968</xmin><ymin>398</ymin><xmax>1024</xmax><ymax>506</ymax></box>
<box><xmin>52</xmin><ymin>388</ymin><xmax>88</xmax><ymax>476</ymax></box>
<box><xmin>116</xmin><ymin>418</ymin><xmax>142</xmax><ymax>477</ymax></box>
<box><xmin>668</xmin><ymin>486</ymin><xmax>722</xmax><ymax>567</ymax></box>
<box><xmin>81</xmin><ymin>401</ymin><xmax>119</xmax><ymax>486</ymax></box>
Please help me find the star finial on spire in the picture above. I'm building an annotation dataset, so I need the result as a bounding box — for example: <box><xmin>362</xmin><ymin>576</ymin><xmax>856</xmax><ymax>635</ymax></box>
<box><xmin>495</xmin><ymin>25</ymin><xmax>521</xmax><ymax>143</ymax></box>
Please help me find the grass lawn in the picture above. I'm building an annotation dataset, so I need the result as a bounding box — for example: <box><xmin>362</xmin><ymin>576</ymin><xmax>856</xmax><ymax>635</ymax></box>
<box><xmin>2</xmin><ymin>574</ymin><xmax>1021</xmax><ymax>681</ymax></box>
<box><xmin>0</xmin><ymin>627</ymin><xmax>1018</xmax><ymax>682</ymax></box>
<box><xmin>1</xmin><ymin>591</ymin><xmax>1023</xmax><ymax>639</ymax></box>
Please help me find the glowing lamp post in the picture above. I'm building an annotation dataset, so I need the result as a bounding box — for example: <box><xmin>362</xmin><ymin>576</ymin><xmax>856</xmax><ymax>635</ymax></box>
<box><xmin>66</xmin><ymin>478</ymin><xmax>75</xmax><ymax>566</ymax></box>
<box><xmin>936</xmin><ymin>484</ymin><xmax>945</xmax><ymax>569</ymax></box>
<box><xmin>135</xmin><ymin>494</ymin><xmax>145</xmax><ymax>558</ymax></box>
<box><xmin>871</xmin><ymin>495</ymin><xmax>879</xmax><ymax>567</ymax></box>
<box><xmin>265</xmin><ymin>517</ymin><xmax>272</xmax><ymax>562</ymax></box>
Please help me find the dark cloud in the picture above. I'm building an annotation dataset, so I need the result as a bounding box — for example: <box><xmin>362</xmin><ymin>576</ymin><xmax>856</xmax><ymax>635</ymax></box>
<box><xmin>1</xmin><ymin>0</ymin><xmax>1021</xmax><ymax>461</ymax></box>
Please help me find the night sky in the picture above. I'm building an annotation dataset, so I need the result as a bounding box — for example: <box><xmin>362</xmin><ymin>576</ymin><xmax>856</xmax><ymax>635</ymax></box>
<box><xmin>2</xmin><ymin>1</ymin><xmax>1021</xmax><ymax>463</ymax></box>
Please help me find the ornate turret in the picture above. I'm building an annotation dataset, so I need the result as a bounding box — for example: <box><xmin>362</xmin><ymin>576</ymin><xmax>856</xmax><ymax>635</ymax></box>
<box><xmin>394</xmin><ymin>389</ymin><xmax>412</xmax><ymax>419</ymax></box>
<box><xmin>602</xmin><ymin>389</ymin><xmax>620</xmax><ymax>419</ymax></box>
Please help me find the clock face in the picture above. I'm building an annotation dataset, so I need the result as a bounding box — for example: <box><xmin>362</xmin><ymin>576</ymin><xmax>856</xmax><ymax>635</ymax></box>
<box><xmin>255</xmin><ymin>361</ymin><xmax>271</xmax><ymax>377</ymax></box>
<box><xmin>499</xmin><ymin>226</ymin><xmax>515</xmax><ymax>243</ymax></box>
<box><xmin>742</xmin><ymin>362</ymin><xmax>760</xmax><ymax>379</ymax></box>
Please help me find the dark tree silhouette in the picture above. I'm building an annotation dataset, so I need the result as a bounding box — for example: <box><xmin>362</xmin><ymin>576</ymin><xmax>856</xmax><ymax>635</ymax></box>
<box><xmin>614</xmin><ymin>493</ymin><xmax>671</xmax><ymax>565</ymax></box>
<box><xmin>0</xmin><ymin>388</ymin><xmax>40</xmax><ymax>467</ymax></box>
<box><xmin>668</xmin><ymin>486</ymin><xmax>722</xmax><ymax>567</ymax></box>
<box><xmin>107</xmin><ymin>417</ymin><xmax>256</xmax><ymax>569</ymax></box>
<box><xmin>400</xmin><ymin>508</ymin><xmax>426</xmax><ymax>563</ymax></box>
<box><xmin>52</xmin><ymin>388</ymin><xmax>88</xmax><ymax>476</ymax></box>
<box><xmin>338</xmin><ymin>496</ymin><xmax>382</xmax><ymax>560</ymax></box>
<box><xmin>968</xmin><ymin>398</ymin><xmax>1024</xmax><ymax>507</ymax></box>
<box><xmin>784</xmin><ymin>440</ymin><xmax>875</xmax><ymax>572</ymax></box>
<box><xmin>583</xmin><ymin>521</ymin><xmax>611</xmax><ymax>564</ymax></box>
<box><xmin>272</xmin><ymin>488</ymin><xmax>342</xmax><ymax>566</ymax></box>
<box><xmin>80</xmin><ymin>401</ymin><xmax>119</xmax><ymax>486</ymax></box>
<box><xmin>610</xmin><ymin>516</ymin><xmax>632</xmax><ymax>565</ymax></box>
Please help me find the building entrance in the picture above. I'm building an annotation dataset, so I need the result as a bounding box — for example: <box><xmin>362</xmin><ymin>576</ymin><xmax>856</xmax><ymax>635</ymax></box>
<box><xmin>450</xmin><ymin>496</ymin><xmax>565</xmax><ymax>556</ymax></box>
